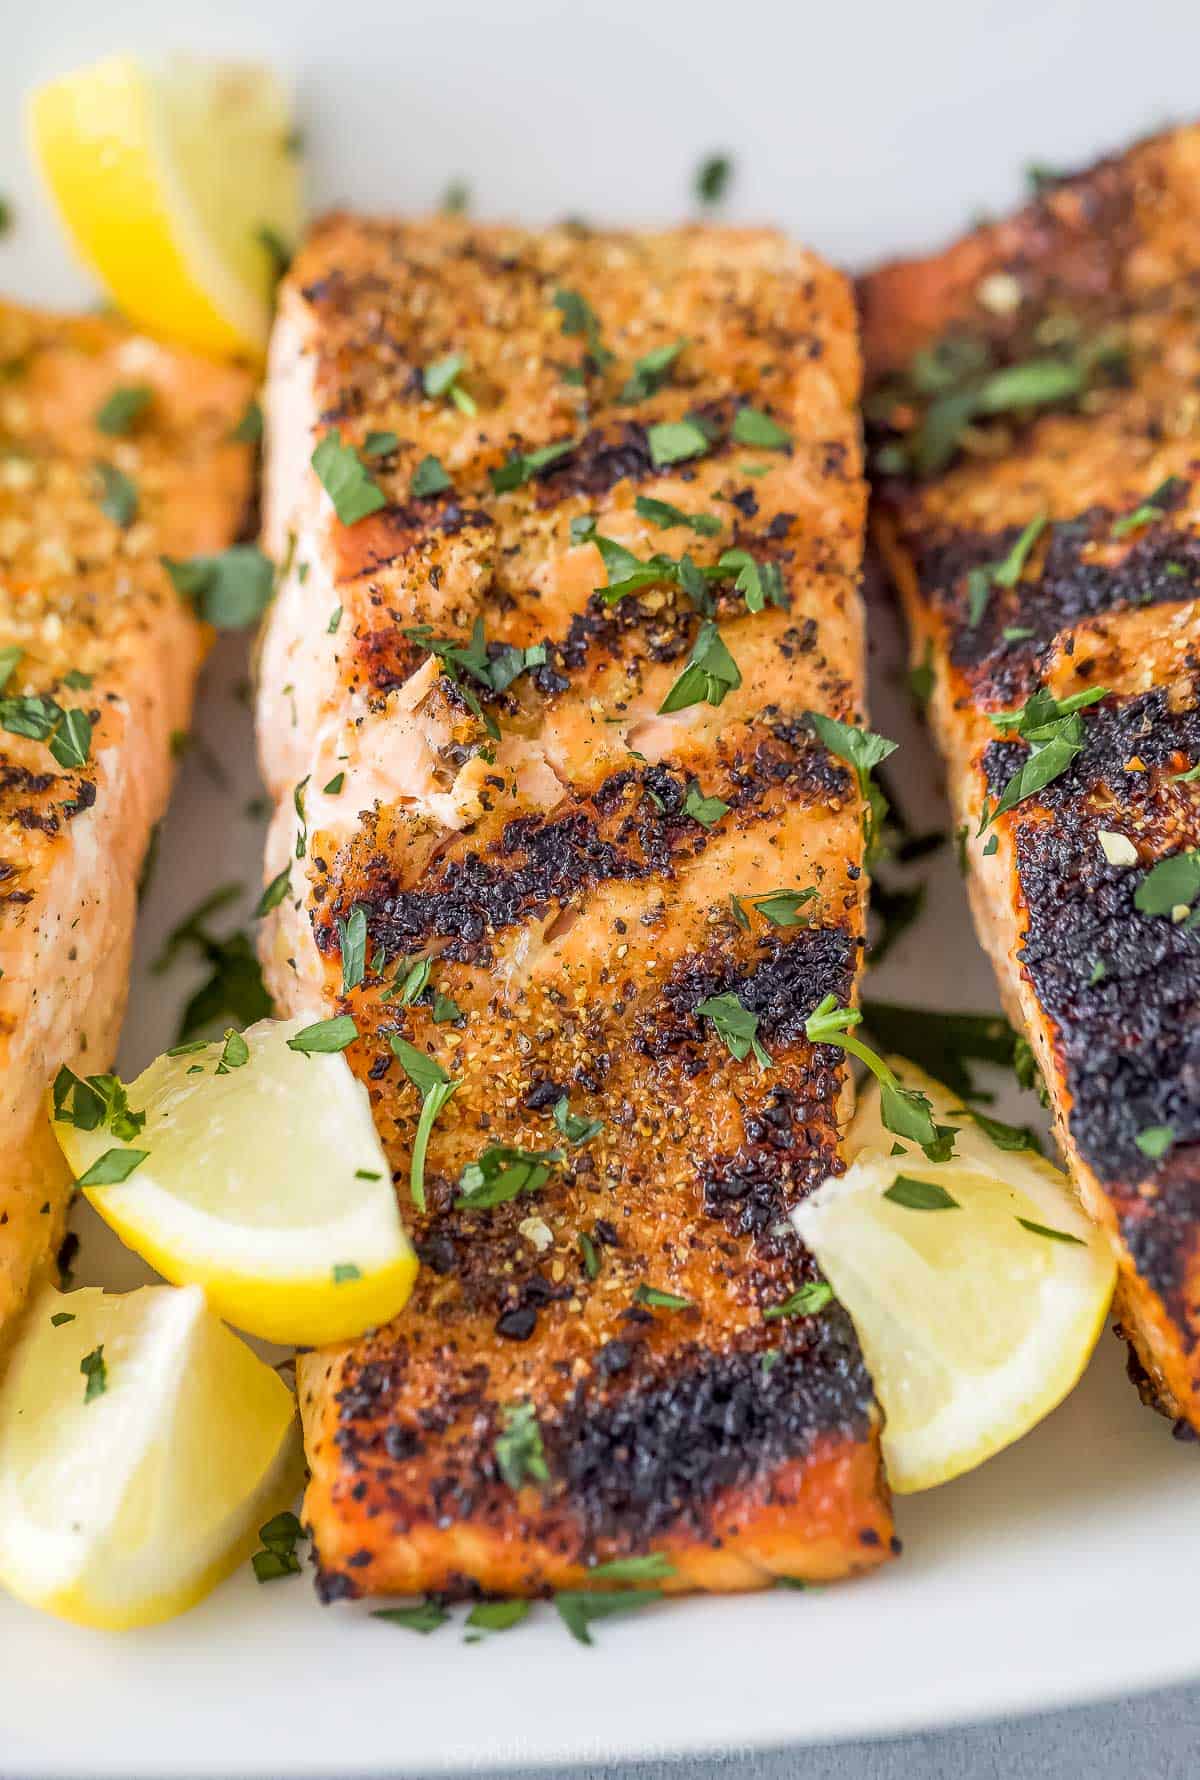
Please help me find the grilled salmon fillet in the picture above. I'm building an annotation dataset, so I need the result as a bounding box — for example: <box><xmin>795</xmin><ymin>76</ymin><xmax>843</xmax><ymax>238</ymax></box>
<box><xmin>259</xmin><ymin>216</ymin><xmax>894</xmax><ymax>1600</ymax></box>
<box><xmin>0</xmin><ymin>301</ymin><xmax>253</xmax><ymax>1340</ymax></box>
<box><xmin>860</xmin><ymin>124</ymin><xmax>1200</xmax><ymax>1428</ymax></box>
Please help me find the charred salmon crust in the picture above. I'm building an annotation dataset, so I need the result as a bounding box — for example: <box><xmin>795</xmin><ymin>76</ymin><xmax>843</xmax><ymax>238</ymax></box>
<box><xmin>860</xmin><ymin>122</ymin><xmax>1200</xmax><ymax>1426</ymax></box>
<box><xmin>260</xmin><ymin>216</ymin><xmax>890</xmax><ymax>1598</ymax></box>
<box><xmin>0</xmin><ymin>301</ymin><xmax>253</xmax><ymax>1341</ymax></box>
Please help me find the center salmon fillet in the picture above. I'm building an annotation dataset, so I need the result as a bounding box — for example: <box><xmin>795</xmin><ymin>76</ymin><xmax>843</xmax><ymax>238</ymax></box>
<box><xmin>258</xmin><ymin>216</ymin><xmax>892</xmax><ymax>1600</ymax></box>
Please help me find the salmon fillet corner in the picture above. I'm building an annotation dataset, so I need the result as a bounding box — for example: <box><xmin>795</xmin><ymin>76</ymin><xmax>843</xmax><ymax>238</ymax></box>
<box><xmin>0</xmin><ymin>300</ymin><xmax>254</xmax><ymax>1342</ymax></box>
<box><xmin>860</xmin><ymin>123</ymin><xmax>1200</xmax><ymax>1428</ymax></box>
<box><xmin>258</xmin><ymin>215</ymin><xmax>894</xmax><ymax>1601</ymax></box>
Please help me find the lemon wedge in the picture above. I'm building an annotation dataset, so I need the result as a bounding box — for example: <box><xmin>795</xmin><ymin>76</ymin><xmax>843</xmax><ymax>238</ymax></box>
<box><xmin>0</xmin><ymin>1283</ymin><xmax>302</xmax><ymax>1629</ymax></box>
<box><xmin>792</xmin><ymin>1060</ymin><xmax>1116</xmax><ymax>1494</ymax></box>
<box><xmin>28</xmin><ymin>54</ymin><xmax>301</xmax><ymax>357</ymax></box>
<box><xmin>52</xmin><ymin>1017</ymin><xmax>417</xmax><ymax>1346</ymax></box>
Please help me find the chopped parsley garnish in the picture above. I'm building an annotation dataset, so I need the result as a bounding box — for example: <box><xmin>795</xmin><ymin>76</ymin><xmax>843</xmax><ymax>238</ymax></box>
<box><xmin>861</xmin><ymin>1000</ymin><xmax>1018</xmax><ymax>1102</ymax></box>
<box><xmin>404</xmin><ymin>617</ymin><xmax>546</xmax><ymax>723</ymax></box>
<box><xmin>255</xmin><ymin>867</ymin><xmax>291</xmax><ymax>917</ymax></box>
<box><xmin>984</xmin><ymin>685</ymin><xmax>1108</xmax><ymax>822</ymax></box>
<box><xmin>0</xmin><ymin>694</ymin><xmax>92</xmax><ymax>768</ymax></box>
<box><xmin>331</xmin><ymin>1262</ymin><xmax>361</xmax><ymax>1284</ymax></box>
<box><xmin>1111</xmin><ymin>477</ymin><xmax>1184</xmax><ymax>538</ymax></box>
<box><xmin>633</xmin><ymin>1282</ymin><xmax>692</xmax><ymax>1310</ymax></box>
<box><xmin>803</xmin><ymin>711</ymin><xmax>897</xmax><ymax>855</ymax></box>
<box><xmin>391</xmin><ymin>1039</ymin><xmax>459</xmax><ymax>1212</ymax></box>
<box><xmin>578</xmin><ymin>1231</ymin><xmax>601</xmax><ymax>1278</ymax></box>
<box><xmin>763</xmin><ymin>1280</ymin><xmax>834</xmax><ymax>1320</ymax></box>
<box><xmin>732</xmin><ymin>407</ymin><xmax>791</xmax><ymax>450</ymax></box>
<box><xmin>95</xmin><ymin>461</ymin><xmax>138</xmax><ymax>527</ymax></box>
<box><xmin>696</xmin><ymin>991</ymin><xmax>770</xmax><ymax>1068</ymax></box>
<box><xmin>456</xmin><ymin>1144</ymin><xmax>561</xmax><ymax>1210</ymax></box>
<box><xmin>327</xmin><ymin>605</ymin><xmax>342</xmax><ymax>633</ymax></box>
<box><xmin>659</xmin><ymin>621</ymin><xmax>741</xmax><ymax>713</ymax></box>
<box><xmin>80</xmin><ymin>1345</ymin><xmax>107</xmax><ymax>1403</ymax></box>
<box><xmin>53</xmin><ymin>1066</ymin><xmax>144</xmax><ymax>1141</ymax></box>
<box><xmin>153</xmin><ymin>888</ymin><xmax>273</xmax><ymax>1042</ymax></box>
<box><xmin>883</xmin><ymin>1175</ymin><xmax>960</xmax><ymax>1211</ymax></box>
<box><xmin>293</xmin><ymin>776</ymin><xmax>308</xmax><ymax>857</ymax></box>
<box><xmin>287</xmin><ymin>1015</ymin><xmax>358</xmax><ymax>1055</ymax></box>
<box><xmin>386</xmin><ymin>956</ymin><xmax>432</xmax><ymax>1006</ymax></box>
<box><xmin>410</xmin><ymin>453</ymin><xmax>451</xmax><ymax>498</ymax></box>
<box><xmin>255</xmin><ymin>224</ymin><xmax>292</xmax><ymax>280</ymax></box>
<box><xmin>1016</xmin><ymin>1217</ymin><xmax>1085</xmax><ymax>1246</ymax></box>
<box><xmin>634</xmin><ymin>493</ymin><xmax>721</xmax><ymax>535</ymax></box>
<box><xmin>806</xmin><ymin>995</ymin><xmax>955</xmax><ymax>1160</ymax></box>
<box><xmin>553</xmin><ymin>287</ymin><xmax>613</xmax><ymax>370</ymax></box>
<box><xmin>489</xmin><ymin>438</ymin><xmax>576</xmax><ymax>493</ymax></box>
<box><xmin>620</xmin><ymin>340</ymin><xmax>685</xmax><ymax>403</ymax></box>
<box><xmin>720</xmin><ymin>547</ymin><xmax>786</xmax><ymax>613</ymax></box>
<box><xmin>590</xmin><ymin>1552</ymin><xmax>676</xmax><ymax>1582</ymax></box>
<box><xmin>323</xmin><ymin>772</ymin><xmax>345</xmax><ymax>795</ymax></box>
<box><xmin>423</xmin><ymin>351</ymin><xmax>476</xmax><ymax>413</ymax></box>
<box><xmin>555</xmin><ymin>1588</ymin><xmax>663</xmax><ymax>1645</ymax></box>
<box><xmin>231</xmin><ymin>399</ymin><xmax>263</xmax><ymax>444</ymax></box>
<box><xmin>465</xmin><ymin>1600</ymin><xmax>531</xmax><ymax>1639</ymax></box>
<box><xmin>431</xmin><ymin>991</ymin><xmax>464</xmax><ymax>1024</ymax></box>
<box><xmin>74</xmin><ymin>1147</ymin><xmax>148</xmax><ymax>1187</ymax></box>
<box><xmin>647</xmin><ymin>418</ymin><xmax>710</xmax><ymax>468</ymax></box>
<box><xmin>50</xmin><ymin>1312</ymin><xmax>75</xmax><ymax>1327</ymax></box>
<box><xmin>163</xmin><ymin>547</ymin><xmax>276</xmax><ymax>629</ymax></box>
<box><xmin>362</xmin><ymin>431</ymin><xmax>398</xmax><ymax>459</ymax></box>
<box><xmin>0</xmin><ymin>646</ymin><xmax>19</xmax><ymax>692</ymax></box>
<box><xmin>337</xmin><ymin>906</ymin><xmax>368</xmax><ymax>994</ymax></box>
<box><xmin>494</xmin><ymin>1401</ymin><xmax>549</xmax><ymax>1490</ymax></box>
<box><xmin>963</xmin><ymin>1107</ymin><xmax>1042</xmax><ymax>1153</ymax></box>
<box><xmin>552</xmin><ymin>1096</ymin><xmax>604</xmax><ymax>1145</ymax></box>
<box><xmin>908</xmin><ymin>641</ymin><xmax>935</xmax><ymax>708</ymax></box>
<box><xmin>441</xmin><ymin>180</ymin><xmax>470</xmax><ymax>214</ymax></box>
<box><xmin>683</xmin><ymin>781</ymin><xmax>729</xmax><ymax>827</ymax></box>
<box><xmin>1133</xmin><ymin>851</ymin><xmax>1200</xmax><ymax>921</ymax></box>
<box><xmin>730</xmin><ymin>887</ymin><xmax>816</xmax><ymax>930</ymax></box>
<box><xmin>964</xmin><ymin>512</ymin><xmax>1047</xmax><ymax>627</ymax></box>
<box><xmin>1135</xmin><ymin>1124</ymin><xmax>1175</xmax><ymax>1161</ymax></box>
<box><xmin>695</xmin><ymin>154</ymin><xmax>733</xmax><ymax>204</ymax></box>
<box><xmin>219</xmin><ymin>1028</ymin><xmax>252</xmax><ymax>1074</ymax></box>
<box><xmin>250</xmin><ymin>1511</ymin><xmax>307</xmax><ymax>1582</ymax></box>
<box><xmin>95</xmin><ymin>385</ymin><xmax>151</xmax><ymax>436</ymax></box>
<box><xmin>373</xmin><ymin>1600</ymin><xmax>449</xmax><ymax>1633</ymax></box>
<box><xmin>311</xmin><ymin>431</ymin><xmax>387</xmax><ymax>525</ymax></box>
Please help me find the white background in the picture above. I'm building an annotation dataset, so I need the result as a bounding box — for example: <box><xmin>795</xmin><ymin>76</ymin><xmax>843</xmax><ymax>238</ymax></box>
<box><xmin>3</xmin><ymin>1</ymin><xmax>1200</xmax><ymax>1773</ymax></box>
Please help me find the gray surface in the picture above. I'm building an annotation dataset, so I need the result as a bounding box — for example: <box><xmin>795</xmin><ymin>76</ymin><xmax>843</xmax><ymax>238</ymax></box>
<box><xmin>507</xmin><ymin>1684</ymin><xmax>1200</xmax><ymax>1780</ymax></box>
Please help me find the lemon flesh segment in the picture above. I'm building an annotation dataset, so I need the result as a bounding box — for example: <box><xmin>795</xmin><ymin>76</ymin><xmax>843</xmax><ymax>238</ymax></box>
<box><xmin>792</xmin><ymin>1061</ymin><xmax>1116</xmax><ymax>1494</ymax></box>
<box><xmin>28</xmin><ymin>54</ymin><xmax>300</xmax><ymax>357</ymax></box>
<box><xmin>54</xmin><ymin>1016</ymin><xmax>417</xmax><ymax>1346</ymax></box>
<box><xmin>0</xmin><ymin>1284</ymin><xmax>302</xmax><ymax>1630</ymax></box>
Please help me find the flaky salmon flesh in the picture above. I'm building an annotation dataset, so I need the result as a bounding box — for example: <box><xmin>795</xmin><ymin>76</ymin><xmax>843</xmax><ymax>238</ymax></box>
<box><xmin>258</xmin><ymin>217</ymin><xmax>895</xmax><ymax>1600</ymax></box>
<box><xmin>861</xmin><ymin>123</ymin><xmax>1200</xmax><ymax>1430</ymax></box>
<box><xmin>0</xmin><ymin>302</ymin><xmax>253</xmax><ymax>1345</ymax></box>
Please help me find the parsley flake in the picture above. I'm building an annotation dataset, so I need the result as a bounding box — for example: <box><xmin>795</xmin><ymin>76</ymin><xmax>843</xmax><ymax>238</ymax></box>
<box><xmin>80</xmin><ymin>1345</ymin><xmax>107</xmax><ymax>1403</ymax></box>
<box><xmin>884</xmin><ymin>1175</ymin><xmax>960</xmax><ymax>1211</ymax></box>
<box><xmin>659</xmin><ymin>621</ymin><xmax>741</xmax><ymax>713</ymax></box>
<box><xmin>647</xmin><ymin>418</ymin><xmax>710</xmax><ymax>467</ymax></box>
<box><xmin>634</xmin><ymin>493</ymin><xmax>721</xmax><ymax>536</ymax></box>
<box><xmin>732</xmin><ymin>407</ymin><xmax>791</xmax><ymax>450</ymax></box>
<box><xmin>286</xmin><ymin>1015</ymin><xmax>358</xmax><ymax>1055</ymax></box>
<box><xmin>806</xmin><ymin>995</ymin><xmax>956</xmax><ymax>1160</ymax></box>
<box><xmin>456</xmin><ymin>1144</ymin><xmax>561</xmax><ymax>1210</ymax></box>
<box><xmin>373</xmin><ymin>1600</ymin><xmax>449</xmax><ymax>1633</ymax></box>
<box><xmin>391</xmin><ymin>1038</ymin><xmax>459</xmax><ymax>1212</ymax></box>
<box><xmin>95</xmin><ymin>461</ymin><xmax>138</xmax><ymax>527</ymax></box>
<box><xmin>410</xmin><ymin>454</ymin><xmax>451</xmax><ymax>498</ymax></box>
<box><xmin>633</xmin><ymin>1282</ymin><xmax>692</xmax><ymax>1310</ymax></box>
<box><xmin>555</xmin><ymin>1587</ymin><xmax>663</xmax><ymax>1645</ymax></box>
<box><xmin>695</xmin><ymin>154</ymin><xmax>733</xmax><ymax>204</ymax></box>
<box><xmin>311</xmin><ymin>431</ymin><xmax>387</xmax><ymax>525</ymax></box>
<box><xmin>763</xmin><ymin>1280</ymin><xmax>834</xmax><ymax>1320</ymax></box>
<box><xmin>697</xmin><ymin>990</ymin><xmax>770</xmax><ymax>1068</ymax></box>
<box><xmin>1016</xmin><ymin>1217</ymin><xmax>1086</xmax><ymax>1245</ymax></box>
<box><xmin>96</xmin><ymin>385</ymin><xmax>152</xmax><ymax>436</ymax></box>
<box><xmin>552</xmin><ymin>1095</ymin><xmax>604</xmax><ymax>1145</ymax></box>
<box><xmin>1135</xmin><ymin>1124</ymin><xmax>1175</xmax><ymax>1161</ymax></box>
<box><xmin>163</xmin><ymin>548</ymin><xmax>276</xmax><ymax>629</ymax></box>
<box><xmin>620</xmin><ymin>340</ymin><xmax>685</xmax><ymax>403</ymax></box>
<box><xmin>494</xmin><ymin>1402</ymin><xmax>549</xmax><ymax>1490</ymax></box>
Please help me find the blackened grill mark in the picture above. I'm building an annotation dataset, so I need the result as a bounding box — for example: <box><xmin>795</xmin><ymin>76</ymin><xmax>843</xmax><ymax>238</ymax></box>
<box><xmin>532</xmin><ymin>399</ymin><xmax>738</xmax><ymax>505</ymax></box>
<box><xmin>1015</xmin><ymin>802</ymin><xmax>1200</xmax><ymax>1318</ymax></box>
<box><xmin>330</xmin><ymin>811</ymin><xmax>659</xmax><ymax>964</ymax></box>
<box><xmin>983</xmin><ymin>685</ymin><xmax>1200</xmax><ymax>806</ymax></box>
<box><xmin>644</xmin><ymin>926</ymin><xmax>857</xmax><ymax>1065</ymax></box>
<box><xmin>912</xmin><ymin>493</ymin><xmax>1199</xmax><ymax>699</ymax></box>
<box><xmin>703</xmin><ymin>1083</ymin><xmax>843</xmax><ymax>1245</ymax></box>
<box><xmin>995</xmin><ymin>689</ymin><xmax>1200</xmax><ymax>1320</ymax></box>
<box><xmin>554</xmin><ymin>1312</ymin><xmax>874</xmax><ymax>1545</ymax></box>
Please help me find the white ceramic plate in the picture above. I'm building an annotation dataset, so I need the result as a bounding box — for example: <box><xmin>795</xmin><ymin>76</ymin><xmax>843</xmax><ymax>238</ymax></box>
<box><xmin>4</xmin><ymin>1</ymin><xmax>1200</xmax><ymax>1772</ymax></box>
